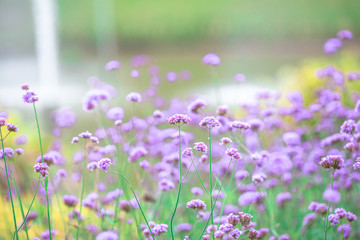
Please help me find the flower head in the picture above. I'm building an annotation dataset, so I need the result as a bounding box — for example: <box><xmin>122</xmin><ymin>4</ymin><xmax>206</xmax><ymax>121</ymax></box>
<box><xmin>63</xmin><ymin>195</ymin><xmax>78</xmax><ymax>207</ymax></box>
<box><xmin>225</xmin><ymin>148</ymin><xmax>241</xmax><ymax>159</ymax></box>
<box><xmin>105</xmin><ymin>60</ymin><xmax>121</xmax><ymax>71</ymax></box>
<box><xmin>34</xmin><ymin>162</ymin><xmax>49</xmax><ymax>178</ymax></box>
<box><xmin>324</xmin><ymin>38</ymin><xmax>342</xmax><ymax>54</ymax></box>
<box><xmin>199</xmin><ymin>116</ymin><xmax>220</xmax><ymax>129</ymax></box>
<box><xmin>202</xmin><ymin>53</ymin><xmax>221</xmax><ymax>66</ymax></box>
<box><xmin>186</xmin><ymin>199</ymin><xmax>206</xmax><ymax>210</ymax></box>
<box><xmin>0</xmin><ymin>117</ymin><xmax>5</xmax><ymax>127</ymax></box>
<box><xmin>97</xmin><ymin>158</ymin><xmax>112</xmax><ymax>172</ymax></box>
<box><xmin>194</xmin><ymin>142</ymin><xmax>208</xmax><ymax>153</ymax></box>
<box><xmin>319</xmin><ymin>155</ymin><xmax>344</xmax><ymax>170</ymax></box>
<box><xmin>168</xmin><ymin>114</ymin><xmax>191</xmax><ymax>126</ymax></box>
<box><xmin>337</xmin><ymin>30</ymin><xmax>353</xmax><ymax>40</ymax></box>
<box><xmin>340</xmin><ymin>120</ymin><xmax>356</xmax><ymax>134</ymax></box>
<box><xmin>126</xmin><ymin>92</ymin><xmax>142</xmax><ymax>103</ymax></box>
<box><xmin>23</xmin><ymin>91</ymin><xmax>39</xmax><ymax>103</ymax></box>
<box><xmin>6</xmin><ymin>123</ymin><xmax>18</xmax><ymax>132</ymax></box>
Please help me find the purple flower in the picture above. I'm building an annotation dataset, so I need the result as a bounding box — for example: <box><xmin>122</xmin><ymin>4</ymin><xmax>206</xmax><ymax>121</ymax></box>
<box><xmin>79</xmin><ymin>131</ymin><xmax>92</xmax><ymax>139</ymax></box>
<box><xmin>324</xmin><ymin>38</ymin><xmax>342</xmax><ymax>54</ymax></box>
<box><xmin>186</xmin><ymin>199</ymin><xmax>206</xmax><ymax>210</ymax></box>
<box><xmin>337</xmin><ymin>30</ymin><xmax>353</xmax><ymax>39</ymax></box>
<box><xmin>182</xmin><ymin>147</ymin><xmax>193</xmax><ymax>158</ymax></box>
<box><xmin>106</xmin><ymin>107</ymin><xmax>124</xmax><ymax>121</ymax></box>
<box><xmin>346</xmin><ymin>212</ymin><xmax>357</xmax><ymax>222</ymax></box>
<box><xmin>225</xmin><ymin>148</ymin><xmax>241</xmax><ymax>159</ymax></box>
<box><xmin>302</xmin><ymin>213</ymin><xmax>317</xmax><ymax>227</ymax></box>
<box><xmin>328</xmin><ymin>213</ymin><xmax>340</xmax><ymax>226</ymax></box>
<box><xmin>0</xmin><ymin>147</ymin><xmax>15</xmax><ymax>159</ymax></box>
<box><xmin>62</xmin><ymin>195</ymin><xmax>78</xmax><ymax>207</ymax></box>
<box><xmin>308</xmin><ymin>202</ymin><xmax>328</xmax><ymax>215</ymax></box>
<box><xmin>188</xmin><ymin>99</ymin><xmax>207</xmax><ymax>113</ymax></box>
<box><xmin>23</xmin><ymin>91</ymin><xmax>39</xmax><ymax>103</ymax></box>
<box><xmin>239</xmin><ymin>212</ymin><xmax>253</xmax><ymax>227</ymax></box>
<box><xmin>283</xmin><ymin>132</ymin><xmax>301</xmax><ymax>146</ymax></box>
<box><xmin>227</xmin><ymin>213</ymin><xmax>240</xmax><ymax>226</ymax></box>
<box><xmin>337</xmin><ymin>224</ymin><xmax>352</xmax><ymax>239</ymax></box>
<box><xmin>234</xmin><ymin>73</ymin><xmax>246</xmax><ymax>83</ymax></box>
<box><xmin>319</xmin><ymin>155</ymin><xmax>344</xmax><ymax>170</ymax></box>
<box><xmin>0</xmin><ymin>117</ymin><xmax>5</xmax><ymax>127</ymax></box>
<box><xmin>21</xmin><ymin>84</ymin><xmax>30</xmax><ymax>91</ymax></box>
<box><xmin>230</xmin><ymin>121</ymin><xmax>250</xmax><ymax>130</ymax></box>
<box><xmin>340</xmin><ymin>120</ymin><xmax>356</xmax><ymax>134</ymax></box>
<box><xmin>71</xmin><ymin>137</ymin><xmax>79</xmax><ymax>143</ymax></box>
<box><xmin>216</xmin><ymin>105</ymin><xmax>228</xmax><ymax>116</ymax></box>
<box><xmin>97</xmin><ymin>158</ymin><xmax>112</xmax><ymax>172</ymax></box>
<box><xmin>95</xmin><ymin>230</ymin><xmax>118</xmax><ymax>240</ymax></box>
<box><xmin>176</xmin><ymin>223</ymin><xmax>193</xmax><ymax>232</ymax></box>
<box><xmin>248</xmin><ymin>228</ymin><xmax>260</xmax><ymax>239</ymax></box>
<box><xmin>158</xmin><ymin>178</ymin><xmax>175</xmax><ymax>191</ymax></box>
<box><xmin>323</xmin><ymin>189</ymin><xmax>341</xmax><ymax>203</ymax></box>
<box><xmin>202</xmin><ymin>53</ymin><xmax>221</xmax><ymax>66</ymax></box>
<box><xmin>130</xmin><ymin>69</ymin><xmax>140</xmax><ymax>78</ymax></box>
<box><xmin>230</xmin><ymin>228</ymin><xmax>241</xmax><ymax>239</ymax></box>
<box><xmin>191</xmin><ymin>187</ymin><xmax>203</xmax><ymax>196</ymax></box>
<box><xmin>126</xmin><ymin>92</ymin><xmax>142</xmax><ymax>103</ymax></box>
<box><xmin>5</xmin><ymin>123</ymin><xmax>18</xmax><ymax>132</ymax></box>
<box><xmin>219</xmin><ymin>223</ymin><xmax>233</xmax><ymax>233</ymax></box>
<box><xmin>129</xmin><ymin>147</ymin><xmax>148</xmax><ymax>162</ymax></box>
<box><xmin>33</xmin><ymin>162</ymin><xmax>49</xmax><ymax>178</ymax></box>
<box><xmin>82</xmin><ymin>89</ymin><xmax>109</xmax><ymax>112</ymax></box>
<box><xmin>165</xmin><ymin>71</ymin><xmax>178</xmax><ymax>82</ymax></box>
<box><xmin>194</xmin><ymin>142</ymin><xmax>208</xmax><ymax>153</ymax></box>
<box><xmin>105</xmin><ymin>60</ymin><xmax>121</xmax><ymax>71</ymax></box>
<box><xmin>139</xmin><ymin>160</ymin><xmax>150</xmax><ymax>170</ymax></box>
<box><xmin>15</xmin><ymin>148</ymin><xmax>24</xmax><ymax>155</ymax></box>
<box><xmin>220</xmin><ymin>137</ymin><xmax>232</xmax><ymax>145</ymax></box>
<box><xmin>252</xmin><ymin>172</ymin><xmax>267</xmax><ymax>184</ymax></box>
<box><xmin>276</xmin><ymin>192</ymin><xmax>292</xmax><ymax>207</ymax></box>
<box><xmin>168</xmin><ymin>114</ymin><xmax>191</xmax><ymax>126</ymax></box>
<box><xmin>199</xmin><ymin>116</ymin><xmax>220</xmax><ymax>129</ymax></box>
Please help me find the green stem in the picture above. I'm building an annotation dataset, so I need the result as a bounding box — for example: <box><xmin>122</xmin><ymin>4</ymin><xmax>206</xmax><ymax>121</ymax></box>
<box><xmin>208</xmin><ymin>129</ymin><xmax>213</xmax><ymax>227</ymax></box>
<box><xmin>12</xmin><ymin>175</ymin><xmax>29</xmax><ymax>240</ymax></box>
<box><xmin>76</xmin><ymin>141</ymin><xmax>87</xmax><ymax>239</ymax></box>
<box><xmin>169</xmin><ymin>126</ymin><xmax>182</xmax><ymax>240</ymax></box>
<box><xmin>0</xmin><ymin>128</ymin><xmax>19</xmax><ymax>240</ymax></box>
<box><xmin>33</xmin><ymin>103</ymin><xmax>52</xmax><ymax>240</ymax></box>
<box><xmin>324</xmin><ymin>169</ymin><xmax>335</xmax><ymax>240</ymax></box>
<box><xmin>190</xmin><ymin>157</ymin><xmax>209</xmax><ymax>194</ymax></box>
<box><xmin>110</xmin><ymin>169</ymin><xmax>156</xmax><ymax>239</ymax></box>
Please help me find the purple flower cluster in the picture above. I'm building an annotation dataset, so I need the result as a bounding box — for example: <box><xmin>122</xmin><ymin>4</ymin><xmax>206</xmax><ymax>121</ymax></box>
<box><xmin>33</xmin><ymin>162</ymin><xmax>50</xmax><ymax>178</ymax></box>
<box><xmin>168</xmin><ymin>114</ymin><xmax>191</xmax><ymax>126</ymax></box>
<box><xmin>186</xmin><ymin>199</ymin><xmax>206</xmax><ymax>210</ymax></box>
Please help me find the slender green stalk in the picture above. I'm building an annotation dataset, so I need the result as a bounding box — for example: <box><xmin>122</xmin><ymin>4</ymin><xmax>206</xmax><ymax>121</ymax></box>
<box><xmin>33</xmin><ymin>103</ymin><xmax>52</xmax><ymax>240</ymax></box>
<box><xmin>170</xmin><ymin>126</ymin><xmax>182</xmax><ymax>240</ymax></box>
<box><xmin>208</xmin><ymin>129</ymin><xmax>214</xmax><ymax>227</ymax></box>
<box><xmin>76</xmin><ymin>141</ymin><xmax>87</xmax><ymax>239</ymax></box>
<box><xmin>0</xmin><ymin>128</ymin><xmax>19</xmax><ymax>240</ymax></box>
<box><xmin>110</xmin><ymin>169</ymin><xmax>156</xmax><ymax>239</ymax></box>
<box><xmin>198</xmin><ymin>157</ymin><xmax>234</xmax><ymax>239</ymax></box>
<box><xmin>12</xmin><ymin>175</ymin><xmax>30</xmax><ymax>240</ymax></box>
<box><xmin>189</xmin><ymin>158</ymin><xmax>209</xmax><ymax>194</ymax></box>
<box><xmin>12</xmin><ymin>178</ymin><xmax>40</xmax><ymax>240</ymax></box>
<box><xmin>324</xmin><ymin>169</ymin><xmax>335</xmax><ymax>240</ymax></box>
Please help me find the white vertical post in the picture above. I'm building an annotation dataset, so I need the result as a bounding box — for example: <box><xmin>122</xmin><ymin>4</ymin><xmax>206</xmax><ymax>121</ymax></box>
<box><xmin>32</xmin><ymin>0</ymin><xmax>59</xmax><ymax>105</ymax></box>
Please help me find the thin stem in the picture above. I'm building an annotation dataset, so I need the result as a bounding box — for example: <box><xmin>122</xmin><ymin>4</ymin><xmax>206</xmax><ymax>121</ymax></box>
<box><xmin>324</xmin><ymin>169</ymin><xmax>335</xmax><ymax>240</ymax></box>
<box><xmin>12</xmin><ymin>178</ymin><xmax>40</xmax><ymax>239</ymax></box>
<box><xmin>33</xmin><ymin>103</ymin><xmax>52</xmax><ymax>240</ymax></box>
<box><xmin>76</xmin><ymin>140</ymin><xmax>87</xmax><ymax>239</ymax></box>
<box><xmin>12</xmin><ymin>175</ymin><xmax>29</xmax><ymax>240</ymax></box>
<box><xmin>170</xmin><ymin>126</ymin><xmax>182</xmax><ymax>240</ymax></box>
<box><xmin>208</xmin><ymin>129</ymin><xmax>214</xmax><ymax>227</ymax></box>
<box><xmin>198</xmin><ymin>157</ymin><xmax>234</xmax><ymax>240</ymax></box>
<box><xmin>0</xmin><ymin>128</ymin><xmax>19</xmax><ymax>240</ymax></box>
<box><xmin>189</xmin><ymin>157</ymin><xmax>209</xmax><ymax>194</ymax></box>
<box><xmin>110</xmin><ymin>169</ymin><xmax>156</xmax><ymax>239</ymax></box>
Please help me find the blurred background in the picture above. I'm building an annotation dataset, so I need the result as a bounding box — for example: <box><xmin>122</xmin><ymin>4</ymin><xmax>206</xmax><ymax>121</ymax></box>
<box><xmin>1</xmin><ymin>0</ymin><xmax>360</xmax><ymax>110</ymax></box>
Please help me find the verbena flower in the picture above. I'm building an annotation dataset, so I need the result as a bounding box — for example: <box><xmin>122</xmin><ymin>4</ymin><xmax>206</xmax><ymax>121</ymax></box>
<box><xmin>340</xmin><ymin>119</ymin><xmax>356</xmax><ymax>134</ymax></box>
<box><xmin>62</xmin><ymin>195</ymin><xmax>78</xmax><ymax>207</ymax></box>
<box><xmin>194</xmin><ymin>142</ymin><xmax>208</xmax><ymax>153</ymax></box>
<box><xmin>126</xmin><ymin>92</ymin><xmax>142</xmax><ymax>102</ymax></box>
<box><xmin>319</xmin><ymin>155</ymin><xmax>344</xmax><ymax>170</ymax></box>
<box><xmin>199</xmin><ymin>116</ymin><xmax>220</xmax><ymax>129</ymax></box>
<box><xmin>188</xmin><ymin>99</ymin><xmax>207</xmax><ymax>113</ymax></box>
<box><xmin>168</xmin><ymin>114</ymin><xmax>191</xmax><ymax>126</ymax></box>
<box><xmin>105</xmin><ymin>60</ymin><xmax>121</xmax><ymax>71</ymax></box>
<box><xmin>202</xmin><ymin>53</ymin><xmax>221</xmax><ymax>66</ymax></box>
<box><xmin>324</xmin><ymin>38</ymin><xmax>342</xmax><ymax>54</ymax></box>
<box><xmin>34</xmin><ymin>162</ymin><xmax>50</xmax><ymax>178</ymax></box>
<box><xmin>97</xmin><ymin>158</ymin><xmax>112</xmax><ymax>172</ymax></box>
<box><xmin>337</xmin><ymin>30</ymin><xmax>353</xmax><ymax>39</ymax></box>
<box><xmin>23</xmin><ymin>91</ymin><xmax>39</xmax><ymax>103</ymax></box>
<box><xmin>216</xmin><ymin>105</ymin><xmax>228</xmax><ymax>115</ymax></box>
<box><xmin>186</xmin><ymin>199</ymin><xmax>206</xmax><ymax>210</ymax></box>
<box><xmin>225</xmin><ymin>148</ymin><xmax>241</xmax><ymax>159</ymax></box>
<box><xmin>230</xmin><ymin>121</ymin><xmax>250</xmax><ymax>130</ymax></box>
<box><xmin>220</xmin><ymin>137</ymin><xmax>232</xmax><ymax>145</ymax></box>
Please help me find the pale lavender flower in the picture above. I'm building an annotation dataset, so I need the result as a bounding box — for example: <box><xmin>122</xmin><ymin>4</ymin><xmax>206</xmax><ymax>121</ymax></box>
<box><xmin>126</xmin><ymin>92</ymin><xmax>142</xmax><ymax>102</ymax></box>
<box><xmin>186</xmin><ymin>199</ymin><xmax>206</xmax><ymax>210</ymax></box>
<box><xmin>199</xmin><ymin>116</ymin><xmax>220</xmax><ymax>129</ymax></box>
<box><xmin>324</xmin><ymin>38</ymin><xmax>342</xmax><ymax>54</ymax></box>
<box><xmin>63</xmin><ymin>195</ymin><xmax>78</xmax><ymax>207</ymax></box>
<box><xmin>34</xmin><ymin>162</ymin><xmax>49</xmax><ymax>178</ymax></box>
<box><xmin>340</xmin><ymin>120</ymin><xmax>356</xmax><ymax>134</ymax></box>
<box><xmin>166</xmin><ymin>71</ymin><xmax>178</xmax><ymax>82</ymax></box>
<box><xmin>23</xmin><ymin>91</ymin><xmax>39</xmax><ymax>103</ymax></box>
<box><xmin>220</xmin><ymin>137</ymin><xmax>232</xmax><ymax>145</ymax></box>
<box><xmin>105</xmin><ymin>60</ymin><xmax>121</xmax><ymax>71</ymax></box>
<box><xmin>188</xmin><ymin>99</ymin><xmax>207</xmax><ymax>113</ymax></box>
<box><xmin>6</xmin><ymin>123</ymin><xmax>18</xmax><ymax>132</ymax></box>
<box><xmin>234</xmin><ymin>73</ymin><xmax>246</xmax><ymax>83</ymax></box>
<box><xmin>216</xmin><ymin>105</ymin><xmax>228</xmax><ymax>116</ymax></box>
<box><xmin>168</xmin><ymin>114</ymin><xmax>191</xmax><ymax>126</ymax></box>
<box><xmin>194</xmin><ymin>142</ymin><xmax>208</xmax><ymax>153</ymax></box>
<box><xmin>337</xmin><ymin>30</ymin><xmax>353</xmax><ymax>39</ymax></box>
<box><xmin>97</xmin><ymin>158</ymin><xmax>112</xmax><ymax>172</ymax></box>
<box><xmin>202</xmin><ymin>53</ymin><xmax>221</xmax><ymax>66</ymax></box>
